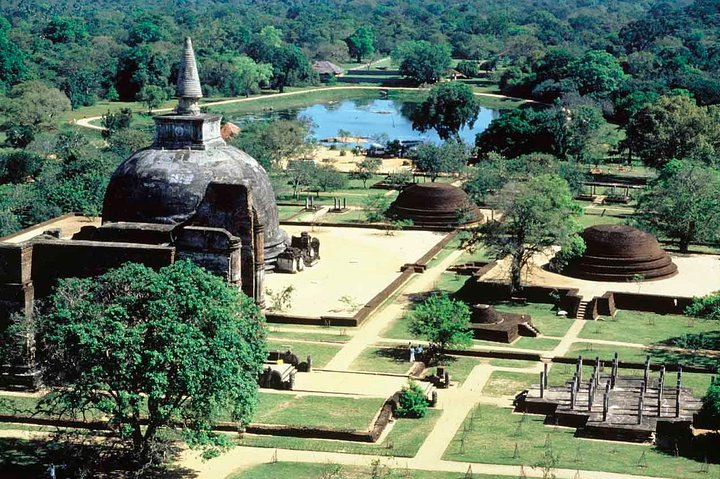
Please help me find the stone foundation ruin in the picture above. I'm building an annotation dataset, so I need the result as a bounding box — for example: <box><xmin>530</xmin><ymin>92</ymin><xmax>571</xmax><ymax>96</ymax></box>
<box><xmin>516</xmin><ymin>354</ymin><xmax>702</xmax><ymax>443</ymax></box>
<box><xmin>468</xmin><ymin>304</ymin><xmax>540</xmax><ymax>343</ymax></box>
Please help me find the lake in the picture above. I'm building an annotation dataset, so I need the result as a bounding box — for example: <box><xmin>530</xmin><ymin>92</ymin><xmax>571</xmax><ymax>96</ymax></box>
<box><xmin>226</xmin><ymin>98</ymin><xmax>499</xmax><ymax>145</ymax></box>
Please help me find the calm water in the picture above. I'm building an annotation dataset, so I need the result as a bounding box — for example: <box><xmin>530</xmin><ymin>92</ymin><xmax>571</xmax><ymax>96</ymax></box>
<box><xmin>229</xmin><ymin>98</ymin><xmax>498</xmax><ymax>144</ymax></box>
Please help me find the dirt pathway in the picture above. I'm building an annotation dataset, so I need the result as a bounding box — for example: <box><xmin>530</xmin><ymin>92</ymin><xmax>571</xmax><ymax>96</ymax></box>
<box><xmin>324</xmin><ymin>248</ymin><xmax>464</xmax><ymax>370</ymax></box>
<box><xmin>414</xmin><ymin>363</ymin><xmax>492</xmax><ymax>463</ymax></box>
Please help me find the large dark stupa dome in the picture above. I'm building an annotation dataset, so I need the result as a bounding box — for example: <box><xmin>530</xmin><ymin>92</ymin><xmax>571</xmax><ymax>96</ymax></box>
<box><xmin>102</xmin><ymin>38</ymin><xmax>288</xmax><ymax>266</ymax></box>
<box><xmin>563</xmin><ymin>224</ymin><xmax>677</xmax><ymax>282</ymax></box>
<box><xmin>388</xmin><ymin>183</ymin><xmax>483</xmax><ymax>227</ymax></box>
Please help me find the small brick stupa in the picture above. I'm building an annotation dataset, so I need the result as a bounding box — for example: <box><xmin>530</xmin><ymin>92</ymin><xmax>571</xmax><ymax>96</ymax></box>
<box><xmin>388</xmin><ymin>183</ymin><xmax>483</xmax><ymax>227</ymax></box>
<box><xmin>563</xmin><ymin>224</ymin><xmax>677</xmax><ymax>282</ymax></box>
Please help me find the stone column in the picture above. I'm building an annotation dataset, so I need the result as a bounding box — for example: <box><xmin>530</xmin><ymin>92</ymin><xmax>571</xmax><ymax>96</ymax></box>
<box><xmin>253</xmin><ymin>223</ymin><xmax>265</xmax><ymax>308</ymax></box>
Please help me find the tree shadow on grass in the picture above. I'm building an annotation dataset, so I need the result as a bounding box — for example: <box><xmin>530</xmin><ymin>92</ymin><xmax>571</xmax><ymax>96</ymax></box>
<box><xmin>0</xmin><ymin>435</ymin><xmax>199</xmax><ymax>478</ymax></box>
<box><xmin>649</xmin><ymin>330</ymin><xmax>720</xmax><ymax>370</ymax></box>
<box><xmin>374</xmin><ymin>347</ymin><xmax>411</xmax><ymax>366</ymax></box>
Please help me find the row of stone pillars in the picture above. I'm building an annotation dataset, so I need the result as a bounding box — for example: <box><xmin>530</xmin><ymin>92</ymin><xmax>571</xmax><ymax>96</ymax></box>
<box><xmin>303</xmin><ymin>197</ymin><xmax>347</xmax><ymax>211</ymax></box>
<box><xmin>538</xmin><ymin>354</ymin><xmax>688</xmax><ymax>424</ymax></box>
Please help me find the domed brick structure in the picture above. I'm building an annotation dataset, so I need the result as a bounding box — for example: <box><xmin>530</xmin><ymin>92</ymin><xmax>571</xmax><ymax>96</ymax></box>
<box><xmin>563</xmin><ymin>224</ymin><xmax>677</xmax><ymax>282</ymax></box>
<box><xmin>388</xmin><ymin>182</ymin><xmax>483</xmax><ymax>227</ymax></box>
<box><xmin>102</xmin><ymin>38</ymin><xmax>288</xmax><ymax>267</ymax></box>
<box><xmin>469</xmin><ymin>304</ymin><xmax>539</xmax><ymax>343</ymax></box>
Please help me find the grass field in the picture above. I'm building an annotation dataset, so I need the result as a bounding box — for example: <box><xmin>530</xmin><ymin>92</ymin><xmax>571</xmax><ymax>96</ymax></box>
<box><xmin>568</xmin><ymin>342</ymin><xmax>720</xmax><ymax>370</ymax></box>
<box><xmin>349</xmin><ymin>347</ymin><xmax>413</xmax><ymax>374</ymax></box>
<box><xmin>236</xmin><ymin>408</ymin><xmax>440</xmax><ymax>457</ymax></box>
<box><xmin>579</xmin><ymin>311</ymin><xmax>719</xmax><ymax>347</ymax></box>
<box><xmin>444</xmin><ymin>405</ymin><xmax>712</xmax><ymax>478</ymax></box>
<box><xmin>253</xmin><ymin>394</ymin><xmax>383</xmax><ymax>431</ymax></box>
<box><xmin>492</xmin><ymin>302</ymin><xmax>573</xmax><ymax>338</ymax></box>
<box><xmin>227</xmin><ymin>462</ymin><xmax>512</xmax><ymax>479</ymax></box>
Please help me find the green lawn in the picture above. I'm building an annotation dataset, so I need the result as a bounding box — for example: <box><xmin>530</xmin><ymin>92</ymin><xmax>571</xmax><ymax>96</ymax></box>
<box><xmin>266</xmin><ymin>341</ymin><xmax>342</xmax><ymax>369</ymax></box>
<box><xmin>227</xmin><ymin>462</ymin><xmax>512</xmax><ymax>479</ymax></box>
<box><xmin>579</xmin><ymin>310</ymin><xmax>720</xmax><ymax>347</ymax></box>
<box><xmin>349</xmin><ymin>347</ymin><xmax>413</xmax><ymax>374</ymax></box>
<box><xmin>236</xmin><ymin>409</ymin><xmax>441</xmax><ymax>457</ymax></box>
<box><xmin>577</xmin><ymin>211</ymin><xmax>629</xmax><ymax>228</ymax></box>
<box><xmin>253</xmin><ymin>393</ymin><xmax>383</xmax><ymax>431</ymax></box>
<box><xmin>428</xmin><ymin>355</ymin><xmax>484</xmax><ymax>386</ymax></box>
<box><xmin>489</xmin><ymin>359</ymin><xmax>539</xmax><ymax>369</ymax></box>
<box><xmin>444</xmin><ymin>405</ymin><xmax>712</xmax><ymax>479</ymax></box>
<box><xmin>267</xmin><ymin>329</ymin><xmax>350</xmax><ymax>343</ymax></box>
<box><xmin>455</xmin><ymin>247</ymin><xmax>492</xmax><ymax>264</ymax></box>
<box><xmin>482</xmin><ymin>371</ymin><xmax>535</xmax><ymax>397</ymax></box>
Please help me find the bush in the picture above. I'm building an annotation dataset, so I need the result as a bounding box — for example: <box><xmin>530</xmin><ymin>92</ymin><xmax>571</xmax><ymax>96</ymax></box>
<box><xmin>686</xmin><ymin>294</ymin><xmax>720</xmax><ymax>320</ymax></box>
<box><xmin>395</xmin><ymin>381</ymin><xmax>429</xmax><ymax>418</ymax></box>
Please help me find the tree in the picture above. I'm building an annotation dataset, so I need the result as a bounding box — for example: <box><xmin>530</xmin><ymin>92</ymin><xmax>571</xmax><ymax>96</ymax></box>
<box><xmin>269</xmin><ymin>45</ymin><xmax>316</xmax><ymax>92</ymax></box>
<box><xmin>0</xmin><ymin>81</ymin><xmax>71</xmax><ymax>147</ymax></box>
<box><xmin>410</xmin><ymin>141</ymin><xmax>470</xmax><ymax>181</ymax></box>
<box><xmin>392</xmin><ymin>40</ymin><xmax>452</xmax><ymax>84</ymax></box>
<box><xmin>137</xmin><ymin>85</ymin><xmax>167</xmax><ymax>114</ymax></box>
<box><xmin>363</xmin><ymin>194</ymin><xmax>391</xmax><ymax>223</ymax></box>
<box><xmin>412</xmin><ymin>82</ymin><xmax>481</xmax><ymax>141</ymax></box>
<box><xmin>395</xmin><ymin>381</ymin><xmax>429</xmax><ymax>418</ymax></box>
<box><xmin>285</xmin><ymin>159</ymin><xmax>317</xmax><ymax>198</ymax></box>
<box><xmin>570</xmin><ymin>50</ymin><xmax>627</xmax><ymax>96</ymax></box>
<box><xmin>408</xmin><ymin>292</ymin><xmax>473</xmax><ymax>358</ymax></box>
<box><xmin>345</xmin><ymin>27</ymin><xmax>375</xmax><ymax>63</ymax></box>
<box><xmin>476</xmin><ymin>174</ymin><xmax>583</xmax><ymax>293</ymax></box>
<box><xmin>233</xmin><ymin>56</ymin><xmax>272</xmax><ymax>97</ymax></box>
<box><xmin>232</xmin><ymin>119</ymin><xmax>313</xmax><ymax>171</ymax></box>
<box><xmin>0</xmin><ymin>17</ymin><xmax>28</xmax><ymax>94</ymax></box>
<box><xmin>35</xmin><ymin>261</ymin><xmax>267</xmax><ymax>465</ymax></box>
<box><xmin>100</xmin><ymin>108</ymin><xmax>133</xmax><ymax>139</ymax></box>
<box><xmin>43</xmin><ymin>16</ymin><xmax>88</xmax><ymax>43</ymax></box>
<box><xmin>456</xmin><ymin>60</ymin><xmax>480</xmax><ymax>78</ymax></box>
<box><xmin>699</xmin><ymin>380</ymin><xmax>720</xmax><ymax>431</ymax></box>
<box><xmin>635</xmin><ymin>160</ymin><xmax>720</xmax><ymax>253</ymax></box>
<box><xmin>547</xmin><ymin>104</ymin><xmax>606</xmax><ymax>162</ymax></box>
<box><xmin>623</xmin><ymin>95</ymin><xmax>720</xmax><ymax>168</ymax></box>
<box><xmin>310</xmin><ymin>164</ymin><xmax>348</xmax><ymax>193</ymax></box>
<box><xmin>350</xmin><ymin>158</ymin><xmax>381</xmax><ymax>188</ymax></box>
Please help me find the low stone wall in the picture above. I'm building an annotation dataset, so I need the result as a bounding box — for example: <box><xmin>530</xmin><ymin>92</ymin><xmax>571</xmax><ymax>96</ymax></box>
<box><xmin>606</xmin><ymin>292</ymin><xmax>692</xmax><ymax>315</ymax></box>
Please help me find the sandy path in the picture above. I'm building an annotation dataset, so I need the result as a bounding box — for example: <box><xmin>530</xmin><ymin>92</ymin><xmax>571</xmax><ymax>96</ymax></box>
<box><xmin>324</xmin><ymin>248</ymin><xmax>464</xmax><ymax>370</ymax></box>
<box><xmin>73</xmin><ymin>86</ymin><xmax>538</xmax><ymax>132</ymax></box>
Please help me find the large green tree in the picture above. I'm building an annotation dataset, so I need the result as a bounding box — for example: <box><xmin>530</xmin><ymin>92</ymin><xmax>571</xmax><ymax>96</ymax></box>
<box><xmin>408</xmin><ymin>292</ymin><xmax>473</xmax><ymax>358</ymax></box>
<box><xmin>570</xmin><ymin>50</ymin><xmax>628</xmax><ymax>96</ymax></box>
<box><xmin>0</xmin><ymin>17</ymin><xmax>28</xmax><ymax>94</ymax></box>
<box><xmin>623</xmin><ymin>94</ymin><xmax>720</xmax><ymax>168</ymax></box>
<box><xmin>412</xmin><ymin>82</ymin><xmax>481</xmax><ymax>141</ymax></box>
<box><xmin>0</xmin><ymin>81</ymin><xmax>71</xmax><ymax>147</ymax></box>
<box><xmin>392</xmin><ymin>40</ymin><xmax>452</xmax><ymax>84</ymax></box>
<box><xmin>476</xmin><ymin>174</ymin><xmax>583</xmax><ymax>292</ymax></box>
<box><xmin>635</xmin><ymin>160</ymin><xmax>720</xmax><ymax>253</ymax></box>
<box><xmin>36</xmin><ymin>261</ymin><xmax>267</xmax><ymax>464</ymax></box>
<box><xmin>345</xmin><ymin>27</ymin><xmax>375</xmax><ymax>63</ymax></box>
<box><xmin>232</xmin><ymin>119</ymin><xmax>313</xmax><ymax>171</ymax></box>
<box><xmin>410</xmin><ymin>141</ymin><xmax>470</xmax><ymax>181</ymax></box>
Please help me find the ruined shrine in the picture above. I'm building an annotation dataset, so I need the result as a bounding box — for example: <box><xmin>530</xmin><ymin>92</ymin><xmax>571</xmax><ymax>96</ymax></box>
<box><xmin>469</xmin><ymin>303</ymin><xmax>539</xmax><ymax>343</ymax></box>
<box><xmin>388</xmin><ymin>183</ymin><xmax>483</xmax><ymax>228</ymax></box>
<box><xmin>0</xmin><ymin>38</ymin><xmax>320</xmax><ymax>389</ymax></box>
<box><xmin>563</xmin><ymin>224</ymin><xmax>677</xmax><ymax>282</ymax></box>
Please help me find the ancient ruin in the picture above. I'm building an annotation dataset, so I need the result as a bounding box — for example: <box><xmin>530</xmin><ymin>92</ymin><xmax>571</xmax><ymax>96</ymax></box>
<box><xmin>468</xmin><ymin>303</ymin><xmax>540</xmax><ymax>343</ymax></box>
<box><xmin>563</xmin><ymin>224</ymin><xmax>677</xmax><ymax>282</ymax></box>
<box><xmin>388</xmin><ymin>182</ymin><xmax>483</xmax><ymax>228</ymax></box>
<box><xmin>517</xmin><ymin>354</ymin><xmax>702</xmax><ymax>443</ymax></box>
<box><xmin>0</xmin><ymin>38</ymin><xmax>320</xmax><ymax>389</ymax></box>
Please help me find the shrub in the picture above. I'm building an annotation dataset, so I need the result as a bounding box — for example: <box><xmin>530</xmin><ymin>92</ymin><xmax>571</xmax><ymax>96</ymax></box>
<box><xmin>686</xmin><ymin>294</ymin><xmax>720</xmax><ymax>320</ymax></box>
<box><xmin>395</xmin><ymin>381</ymin><xmax>429</xmax><ymax>418</ymax></box>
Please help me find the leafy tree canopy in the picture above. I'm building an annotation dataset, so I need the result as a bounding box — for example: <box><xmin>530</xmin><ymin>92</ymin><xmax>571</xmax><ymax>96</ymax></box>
<box><xmin>410</xmin><ymin>141</ymin><xmax>471</xmax><ymax>181</ymax></box>
<box><xmin>36</xmin><ymin>260</ymin><xmax>267</xmax><ymax>465</ymax></box>
<box><xmin>408</xmin><ymin>292</ymin><xmax>473</xmax><ymax>357</ymax></box>
<box><xmin>392</xmin><ymin>40</ymin><xmax>451</xmax><ymax>84</ymax></box>
<box><xmin>635</xmin><ymin>160</ymin><xmax>720</xmax><ymax>253</ymax></box>
<box><xmin>412</xmin><ymin>82</ymin><xmax>481</xmax><ymax>141</ymax></box>
<box><xmin>345</xmin><ymin>27</ymin><xmax>375</xmax><ymax>63</ymax></box>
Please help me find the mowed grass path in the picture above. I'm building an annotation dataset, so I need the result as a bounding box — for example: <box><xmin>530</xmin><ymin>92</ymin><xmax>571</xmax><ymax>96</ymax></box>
<box><xmin>266</xmin><ymin>340</ymin><xmax>341</xmax><ymax>369</ymax></box>
<box><xmin>444</xmin><ymin>405</ymin><xmax>712</xmax><ymax>479</ymax></box>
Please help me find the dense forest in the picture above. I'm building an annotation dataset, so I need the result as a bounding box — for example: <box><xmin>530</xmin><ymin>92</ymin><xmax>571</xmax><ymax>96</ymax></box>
<box><xmin>1</xmin><ymin>0</ymin><xmax>720</xmax><ymax>238</ymax></box>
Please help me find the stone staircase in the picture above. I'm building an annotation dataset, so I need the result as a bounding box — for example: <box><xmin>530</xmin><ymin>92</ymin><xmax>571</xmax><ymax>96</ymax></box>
<box><xmin>575</xmin><ymin>300</ymin><xmax>589</xmax><ymax>319</ymax></box>
<box><xmin>519</xmin><ymin>321</ymin><xmax>541</xmax><ymax>337</ymax></box>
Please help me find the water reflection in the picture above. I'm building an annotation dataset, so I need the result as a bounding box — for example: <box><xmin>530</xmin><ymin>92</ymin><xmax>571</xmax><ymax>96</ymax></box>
<box><xmin>228</xmin><ymin>99</ymin><xmax>498</xmax><ymax>144</ymax></box>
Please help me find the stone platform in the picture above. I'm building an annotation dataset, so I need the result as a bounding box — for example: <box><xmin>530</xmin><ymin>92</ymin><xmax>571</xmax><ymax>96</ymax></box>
<box><xmin>517</xmin><ymin>357</ymin><xmax>703</xmax><ymax>443</ymax></box>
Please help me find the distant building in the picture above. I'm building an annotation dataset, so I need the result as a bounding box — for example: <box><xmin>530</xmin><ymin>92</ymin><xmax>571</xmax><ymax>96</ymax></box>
<box><xmin>312</xmin><ymin>61</ymin><xmax>344</xmax><ymax>81</ymax></box>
